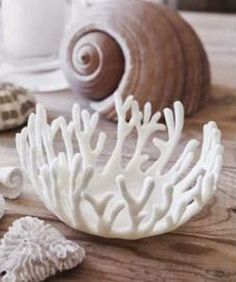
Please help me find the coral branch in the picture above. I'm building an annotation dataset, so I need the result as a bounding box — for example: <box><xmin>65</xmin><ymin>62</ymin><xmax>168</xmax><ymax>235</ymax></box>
<box><xmin>147</xmin><ymin>101</ymin><xmax>184</xmax><ymax>176</ymax></box>
<box><xmin>126</xmin><ymin>101</ymin><xmax>165</xmax><ymax>172</ymax></box>
<box><xmin>163</xmin><ymin>139</ymin><xmax>199</xmax><ymax>185</ymax></box>
<box><xmin>174</xmin><ymin>122</ymin><xmax>223</xmax><ymax>194</ymax></box>
<box><xmin>141</xmin><ymin>184</ymin><xmax>173</xmax><ymax>233</ymax></box>
<box><xmin>103</xmin><ymin>94</ymin><xmax>135</xmax><ymax>173</ymax></box>
<box><xmin>84</xmin><ymin>192</ymin><xmax>125</xmax><ymax>233</ymax></box>
<box><xmin>72</xmin><ymin>104</ymin><xmax>106</xmax><ymax>167</ymax></box>
<box><xmin>116</xmin><ymin>175</ymin><xmax>155</xmax><ymax>231</ymax></box>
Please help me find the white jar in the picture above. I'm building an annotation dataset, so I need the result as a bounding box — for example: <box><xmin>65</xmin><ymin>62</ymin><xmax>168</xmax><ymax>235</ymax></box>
<box><xmin>2</xmin><ymin>0</ymin><xmax>68</xmax><ymax>59</ymax></box>
<box><xmin>0</xmin><ymin>0</ymin><xmax>72</xmax><ymax>92</ymax></box>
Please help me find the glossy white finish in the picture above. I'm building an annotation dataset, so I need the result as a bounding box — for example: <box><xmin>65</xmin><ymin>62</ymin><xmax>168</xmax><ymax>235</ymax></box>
<box><xmin>16</xmin><ymin>95</ymin><xmax>224</xmax><ymax>239</ymax></box>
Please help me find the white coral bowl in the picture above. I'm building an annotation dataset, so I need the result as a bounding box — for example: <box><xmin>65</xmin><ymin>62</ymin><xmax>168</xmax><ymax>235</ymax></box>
<box><xmin>16</xmin><ymin>95</ymin><xmax>223</xmax><ymax>240</ymax></box>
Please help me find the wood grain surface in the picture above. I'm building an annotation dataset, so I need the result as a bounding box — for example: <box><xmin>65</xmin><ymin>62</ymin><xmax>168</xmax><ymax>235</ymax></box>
<box><xmin>177</xmin><ymin>0</ymin><xmax>236</xmax><ymax>12</ymax></box>
<box><xmin>0</xmin><ymin>12</ymin><xmax>236</xmax><ymax>282</ymax></box>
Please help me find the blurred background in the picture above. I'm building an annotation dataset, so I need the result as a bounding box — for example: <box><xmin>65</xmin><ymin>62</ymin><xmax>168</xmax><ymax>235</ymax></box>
<box><xmin>0</xmin><ymin>0</ymin><xmax>235</xmax><ymax>93</ymax></box>
<box><xmin>161</xmin><ymin>0</ymin><xmax>236</xmax><ymax>12</ymax></box>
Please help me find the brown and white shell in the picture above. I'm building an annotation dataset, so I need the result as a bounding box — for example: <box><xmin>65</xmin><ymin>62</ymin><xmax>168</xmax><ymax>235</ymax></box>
<box><xmin>0</xmin><ymin>167</ymin><xmax>23</xmax><ymax>200</ymax></box>
<box><xmin>61</xmin><ymin>0</ymin><xmax>210</xmax><ymax>120</ymax></box>
<box><xmin>0</xmin><ymin>216</ymin><xmax>85</xmax><ymax>282</ymax></box>
<box><xmin>0</xmin><ymin>194</ymin><xmax>4</xmax><ymax>221</ymax></box>
<box><xmin>0</xmin><ymin>82</ymin><xmax>36</xmax><ymax>130</ymax></box>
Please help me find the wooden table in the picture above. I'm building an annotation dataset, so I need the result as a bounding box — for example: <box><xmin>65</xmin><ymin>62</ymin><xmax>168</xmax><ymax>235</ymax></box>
<box><xmin>1</xmin><ymin>12</ymin><xmax>236</xmax><ymax>282</ymax></box>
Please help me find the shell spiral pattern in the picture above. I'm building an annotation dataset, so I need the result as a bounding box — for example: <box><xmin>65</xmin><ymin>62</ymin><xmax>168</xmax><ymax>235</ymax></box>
<box><xmin>0</xmin><ymin>217</ymin><xmax>85</xmax><ymax>282</ymax></box>
<box><xmin>61</xmin><ymin>0</ymin><xmax>210</xmax><ymax>120</ymax></box>
<box><xmin>0</xmin><ymin>167</ymin><xmax>23</xmax><ymax>199</ymax></box>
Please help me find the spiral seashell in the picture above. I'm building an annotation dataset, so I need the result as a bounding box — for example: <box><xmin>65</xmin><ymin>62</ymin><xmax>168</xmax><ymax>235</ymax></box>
<box><xmin>61</xmin><ymin>0</ymin><xmax>210</xmax><ymax>120</ymax></box>
<box><xmin>70</xmin><ymin>31</ymin><xmax>124</xmax><ymax>100</ymax></box>
<box><xmin>0</xmin><ymin>167</ymin><xmax>23</xmax><ymax>199</ymax></box>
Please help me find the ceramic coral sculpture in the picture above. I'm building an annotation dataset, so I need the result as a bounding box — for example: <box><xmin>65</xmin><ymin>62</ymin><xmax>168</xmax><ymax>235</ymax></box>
<box><xmin>61</xmin><ymin>0</ymin><xmax>210</xmax><ymax>120</ymax></box>
<box><xmin>0</xmin><ymin>82</ymin><xmax>35</xmax><ymax>130</ymax></box>
<box><xmin>16</xmin><ymin>95</ymin><xmax>223</xmax><ymax>240</ymax></box>
<box><xmin>0</xmin><ymin>217</ymin><xmax>85</xmax><ymax>282</ymax></box>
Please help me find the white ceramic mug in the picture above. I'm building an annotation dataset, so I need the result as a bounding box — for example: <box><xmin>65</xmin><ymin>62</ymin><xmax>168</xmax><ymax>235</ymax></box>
<box><xmin>0</xmin><ymin>0</ymin><xmax>90</xmax><ymax>92</ymax></box>
<box><xmin>1</xmin><ymin>0</ymin><xmax>69</xmax><ymax>59</ymax></box>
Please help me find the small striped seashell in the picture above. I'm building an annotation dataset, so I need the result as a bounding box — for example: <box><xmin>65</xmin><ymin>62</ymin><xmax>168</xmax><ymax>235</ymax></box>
<box><xmin>0</xmin><ymin>167</ymin><xmax>23</xmax><ymax>221</ymax></box>
<box><xmin>0</xmin><ymin>167</ymin><xmax>23</xmax><ymax>200</ymax></box>
<box><xmin>61</xmin><ymin>0</ymin><xmax>210</xmax><ymax>120</ymax></box>
<box><xmin>0</xmin><ymin>216</ymin><xmax>85</xmax><ymax>282</ymax></box>
<box><xmin>0</xmin><ymin>82</ymin><xmax>36</xmax><ymax>131</ymax></box>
